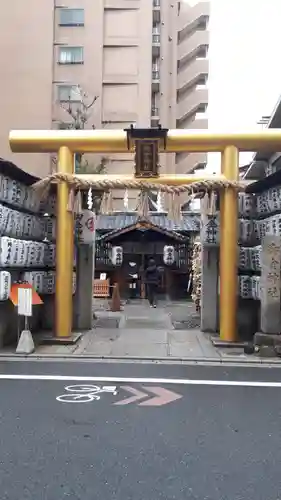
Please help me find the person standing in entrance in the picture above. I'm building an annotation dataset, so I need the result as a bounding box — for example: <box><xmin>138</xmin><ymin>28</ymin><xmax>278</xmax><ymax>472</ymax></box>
<box><xmin>144</xmin><ymin>258</ymin><xmax>159</xmax><ymax>308</ymax></box>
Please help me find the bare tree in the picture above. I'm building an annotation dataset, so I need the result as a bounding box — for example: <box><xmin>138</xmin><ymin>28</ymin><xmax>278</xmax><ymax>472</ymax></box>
<box><xmin>52</xmin><ymin>85</ymin><xmax>108</xmax><ymax>174</ymax></box>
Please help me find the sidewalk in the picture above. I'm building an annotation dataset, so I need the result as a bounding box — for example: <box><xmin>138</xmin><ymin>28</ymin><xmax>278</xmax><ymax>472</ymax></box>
<box><xmin>7</xmin><ymin>300</ymin><xmax>278</xmax><ymax>364</ymax></box>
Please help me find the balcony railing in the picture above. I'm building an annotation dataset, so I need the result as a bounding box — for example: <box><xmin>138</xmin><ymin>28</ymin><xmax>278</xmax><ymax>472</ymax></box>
<box><xmin>153</xmin><ymin>0</ymin><xmax>160</xmax><ymax>6</ymax></box>
<box><xmin>152</xmin><ymin>34</ymin><xmax>160</xmax><ymax>44</ymax></box>
<box><xmin>151</xmin><ymin>107</ymin><xmax>159</xmax><ymax>116</ymax></box>
<box><xmin>152</xmin><ymin>70</ymin><xmax>160</xmax><ymax>80</ymax></box>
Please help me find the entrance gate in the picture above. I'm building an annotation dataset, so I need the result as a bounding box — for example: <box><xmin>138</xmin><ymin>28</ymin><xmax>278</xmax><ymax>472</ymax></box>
<box><xmin>9</xmin><ymin>127</ymin><xmax>281</xmax><ymax>342</ymax></box>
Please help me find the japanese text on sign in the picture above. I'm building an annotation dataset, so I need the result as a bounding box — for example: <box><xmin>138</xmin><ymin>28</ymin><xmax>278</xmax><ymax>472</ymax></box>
<box><xmin>262</xmin><ymin>237</ymin><xmax>281</xmax><ymax>303</ymax></box>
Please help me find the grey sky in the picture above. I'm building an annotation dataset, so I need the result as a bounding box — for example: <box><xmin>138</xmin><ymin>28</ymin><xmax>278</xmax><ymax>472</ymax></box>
<box><xmin>185</xmin><ymin>0</ymin><xmax>281</xmax><ymax>169</ymax></box>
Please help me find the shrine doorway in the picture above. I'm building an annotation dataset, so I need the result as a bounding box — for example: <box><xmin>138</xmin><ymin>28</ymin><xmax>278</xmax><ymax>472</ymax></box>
<box><xmin>101</xmin><ymin>218</ymin><xmax>189</xmax><ymax>301</ymax></box>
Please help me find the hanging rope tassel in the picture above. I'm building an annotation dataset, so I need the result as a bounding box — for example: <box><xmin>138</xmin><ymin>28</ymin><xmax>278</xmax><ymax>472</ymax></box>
<box><xmin>167</xmin><ymin>193</ymin><xmax>174</xmax><ymax>220</ymax></box>
<box><xmin>100</xmin><ymin>192</ymin><xmax>106</xmax><ymax>214</ymax></box>
<box><xmin>100</xmin><ymin>192</ymin><xmax>108</xmax><ymax>214</ymax></box>
<box><xmin>167</xmin><ymin>193</ymin><xmax>182</xmax><ymax>222</ymax></box>
<box><xmin>208</xmin><ymin>190</ymin><xmax>217</xmax><ymax>215</ymax></box>
<box><xmin>73</xmin><ymin>190</ymin><xmax>83</xmax><ymax>214</ymax></box>
<box><xmin>107</xmin><ymin>190</ymin><xmax>113</xmax><ymax>214</ymax></box>
<box><xmin>67</xmin><ymin>189</ymin><xmax>75</xmax><ymax>212</ymax></box>
<box><xmin>172</xmin><ymin>193</ymin><xmax>182</xmax><ymax>223</ymax></box>
<box><xmin>100</xmin><ymin>190</ymin><xmax>114</xmax><ymax>214</ymax></box>
<box><xmin>137</xmin><ymin>190</ymin><xmax>149</xmax><ymax>218</ymax></box>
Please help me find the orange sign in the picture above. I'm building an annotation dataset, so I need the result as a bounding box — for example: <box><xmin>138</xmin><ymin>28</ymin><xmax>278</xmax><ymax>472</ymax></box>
<box><xmin>9</xmin><ymin>283</ymin><xmax>43</xmax><ymax>306</ymax></box>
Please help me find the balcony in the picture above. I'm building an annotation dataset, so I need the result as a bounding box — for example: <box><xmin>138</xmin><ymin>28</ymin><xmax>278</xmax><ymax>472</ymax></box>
<box><xmin>177</xmin><ymin>88</ymin><xmax>208</xmax><ymax>123</ymax></box>
<box><xmin>176</xmin><ymin>152</ymin><xmax>208</xmax><ymax>174</ymax></box>
<box><xmin>153</xmin><ymin>0</ymin><xmax>160</xmax><ymax>23</ymax></box>
<box><xmin>151</xmin><ymin>106</ymin><xmax>160</xmax><ymax>127</ymax></box>
<box><xmin>151</xmin><ymin>106</ymin><xmax>159</xmax><ymax>117</ymax></box>
<box><xmin>152</xmin><ymin>32</ymin><xmax>161</xmax><ymax>57</ymax></box>
<box><xmin>178</xmin><ymin>30</ymin><xmax>209</xmax><ymax>65</ymax></box>
<box><xmin>178</xmin><ymin>2</ymin><xmax>210</xmax><ymax>36</ymax></box>
<box><xmin>177</xmin><ymin>58</ymin><xmax>209</xmax><ymax>92</ymax></box>
<box><xmin>152</xmin><ymin>69</ymin><xmax>160</xmax><ymax>92</ymax></box>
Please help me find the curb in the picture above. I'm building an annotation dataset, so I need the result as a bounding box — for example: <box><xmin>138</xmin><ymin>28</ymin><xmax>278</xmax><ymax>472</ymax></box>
<box><xmin>0</xmin><ymin>352</ymin><xmax>281</xmax><ymax>366</ymax></box>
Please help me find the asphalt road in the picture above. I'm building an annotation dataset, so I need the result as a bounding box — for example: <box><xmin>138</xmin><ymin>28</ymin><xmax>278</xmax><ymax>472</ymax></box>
<box><xmin>1</xmin><ymin>360</ymin><xmax>281</xmax><ymax>500</ymax></box>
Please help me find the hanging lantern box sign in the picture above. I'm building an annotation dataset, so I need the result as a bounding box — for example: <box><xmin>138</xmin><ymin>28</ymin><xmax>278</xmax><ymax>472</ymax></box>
<box><xmin>76</xmin><ymin>210</ymin><xmax>96</xmax><ymax>244</ymax></box>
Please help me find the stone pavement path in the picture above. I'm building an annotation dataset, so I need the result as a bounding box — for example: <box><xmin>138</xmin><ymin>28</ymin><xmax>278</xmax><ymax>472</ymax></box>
<box><xmin>1</xmin><ymin>299</ymin><xmax>278</xmax><ymax>363</ymax></box>
<box><xmin>34</xmin><ymin>300</ymin><xmax>221</xmax><ymax>360</ymax></box>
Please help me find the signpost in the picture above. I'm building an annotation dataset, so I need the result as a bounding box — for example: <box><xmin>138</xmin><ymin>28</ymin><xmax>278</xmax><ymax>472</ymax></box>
<box><xmin>91</xmin><ymin>213</ymin><xmax>97</xmax><ymax>315</ymax></box>
<box><xmin>16</xmin><ymin>285</ymin><xmax>35</xmax><ymax>354</ymax></box>
<box><xmin>18</xmin><ymin>287</ymin><xmax>32</xmax><ymax>319</ymax></box>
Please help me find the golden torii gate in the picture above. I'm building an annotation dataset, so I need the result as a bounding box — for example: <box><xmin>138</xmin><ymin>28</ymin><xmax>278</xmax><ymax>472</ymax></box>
<box><xmin>9</xmin><ymin>128</ymin><xmax>281</xmax><ymax>342</ymax></box>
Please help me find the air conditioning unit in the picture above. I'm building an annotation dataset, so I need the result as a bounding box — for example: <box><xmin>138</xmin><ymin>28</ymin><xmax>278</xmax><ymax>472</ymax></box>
<box><xmin>111</xmin><ymin>246</ymin><xmax>123</xmax><ymax>266</ymax></box>
<box><xmin>163</xmin><ymin>245</ymin><xmax>175</xmax><ymax>265</ymax></box>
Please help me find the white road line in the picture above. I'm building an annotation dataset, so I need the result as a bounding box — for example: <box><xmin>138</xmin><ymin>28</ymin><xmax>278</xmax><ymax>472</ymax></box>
<box><xmin>0</xmin><ymin>374</ymin><xmax>281</xmax><ymax>387</ymax></box>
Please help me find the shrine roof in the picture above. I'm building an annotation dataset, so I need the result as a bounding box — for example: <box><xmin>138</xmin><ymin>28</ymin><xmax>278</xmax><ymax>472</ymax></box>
<box><xmin>0</xmin><ymin>157</ymin><xmax>39</xmax><ymax>185</ymax></box>
<box><xmin>96</xmin><ymin>212</ymin><xmax>200</xmax><ymax>234</ymax></box>
<box><xmin>99</xmin><ymin>217</ymin><xmax>189</xmax><ymax>242</ymax></box>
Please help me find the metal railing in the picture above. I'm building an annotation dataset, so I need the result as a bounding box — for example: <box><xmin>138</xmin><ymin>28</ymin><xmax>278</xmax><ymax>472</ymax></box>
<box><xmin>152</xmin><ymin>34</ymin><xmax>160</xmax><ymax>44</ymax></box>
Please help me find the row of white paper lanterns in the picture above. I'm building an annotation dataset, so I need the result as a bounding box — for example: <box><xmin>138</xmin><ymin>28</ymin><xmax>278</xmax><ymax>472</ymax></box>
<box><xmin>0</xmin><ymin>271</ymin><xmax>77</xmax><ymax>301</ymax></box>
<box><xmin>0</xmin><ymin>237</ymin><xmax>57</xmax><ymax>267</ymax></box>
<box><xmin>0</xmin><ymin>175</ymin><xmax>56</xmax><ymax>214</ymax></box>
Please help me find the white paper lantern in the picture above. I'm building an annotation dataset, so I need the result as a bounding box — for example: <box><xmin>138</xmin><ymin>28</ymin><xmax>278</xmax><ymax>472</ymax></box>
<box><xmin>33</xmin><ymin>272</ymin><xmax>45</xmax><ymax>293</ymax></box>
<box><xmin>17</xmin><ymin>240</ymin><xmax>27</xmax><ymax>267</ymax></box>
<box><xmin>14</xmin><ymin>211</ymin><xmax>24</xmax><ymax>238</ymax></box>
<box><xmin>111</xmin><ymin>246</ymin><xmax>123</xmax><ymax>266</ymax></box>
<box><xmin>0</xmin><ymin>237</ymin><xmax>12</xmax><ymax>266</ymax></box>
<box><xmin>163</xmin><ymin>245</ymin><xmax>175</xmax><ymax>265</ymax></box>
<box><xmin>44</xmin><ymin>243</ymin><xmax>56</xmax><ymax>267</ymax></box>
<box><xmin>10</xmin><ymin>239</ymin><xmax>19</xmax><ymax>266</ymax></box>
<box><xmin>0</xmin><ymin>271</ymin><xmax>11</xmax><ymax>300</ymax></box>
<box><xmin>43</xmin><ymin>271</ymin><xmax>56</xmax><ymax>294</ymax></box>
<box><xmin>23</xmin><ymin>215</ymin><xmax>32</xmax><ymax>238</ymax></box>
<box><xmin>0</xmin><ymin>204</ymin><xmax>8</xmax><ymax>235</ymax></box>
<box><xmin>2</xmin><ymin>177</ymin><xmax>9</xmax><ymax>201</ymax></box>
<box><xmin>77</xmin><ymin>210</ymin><xmax>96</xmax><ymax>244</ymax></box>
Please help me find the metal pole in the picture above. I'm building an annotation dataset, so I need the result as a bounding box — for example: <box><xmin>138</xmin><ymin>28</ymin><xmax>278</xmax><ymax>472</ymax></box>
<box><xmin>55</xmin><ymin>146</ymin><xmax>74</xmax><ymax>337</ymax></box>
<box><xmin>219</xmin><ymin>145</ymin><xmax>239</xmax><ymax>341</ymax></box>
<box><xmin>91</xmin><ymin>215</ymin><xmax>96</xmax><ymax>317</ymax></box>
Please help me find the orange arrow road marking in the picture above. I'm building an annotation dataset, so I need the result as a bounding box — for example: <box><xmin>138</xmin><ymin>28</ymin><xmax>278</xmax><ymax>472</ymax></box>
<box><xmin>114</xmin><ymin>386</ymin><xmax>148</xmax><ymax>405</ymax></box>
<box><xmin>139</xmin><ymin>387</ymin><xmax>182</xmax><ymax>406</ymax></box>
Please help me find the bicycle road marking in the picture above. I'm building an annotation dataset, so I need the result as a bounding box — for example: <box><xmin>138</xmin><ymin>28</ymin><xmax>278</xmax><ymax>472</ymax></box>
<box><xmin>56</xmin><ymin>384</ymin><xmax>118</xmax><ymax>403</ymax></box>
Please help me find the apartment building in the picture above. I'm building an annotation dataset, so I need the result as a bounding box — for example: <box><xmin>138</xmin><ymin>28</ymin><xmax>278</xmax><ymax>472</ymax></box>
<box><xmin>0</xmin><ymin>0</ymin><xmax>209</xmax><ymax>202</ymax></box>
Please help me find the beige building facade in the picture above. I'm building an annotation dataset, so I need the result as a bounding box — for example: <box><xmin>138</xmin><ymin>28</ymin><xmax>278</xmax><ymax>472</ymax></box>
<box><xmin>0</xmin><ymin>0</ymin><xmax>209</xmax><ymax>205</ymax></box>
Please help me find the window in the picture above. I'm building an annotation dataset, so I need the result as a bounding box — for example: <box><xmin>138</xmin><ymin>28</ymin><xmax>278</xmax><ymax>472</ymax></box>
<box><xmin>59</xmin><ymin>8</ymin><xmax>84</xmax><ymax>26</ymax></box>
<box><xmin>58</xmin><ymin>85</ymin><xmax>81</xmax><ymax>102</ymax></box>
<box><xmin>58</xmin><ymin>47</ymin><xmax>84</xmax><ymax>64</ymax></box>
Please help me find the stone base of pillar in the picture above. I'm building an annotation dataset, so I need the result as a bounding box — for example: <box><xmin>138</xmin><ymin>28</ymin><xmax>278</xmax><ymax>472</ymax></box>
<box><xmin>40</xmin><ymin>332</ymin><xmax>82</xmax><ymax>345</ymax></box>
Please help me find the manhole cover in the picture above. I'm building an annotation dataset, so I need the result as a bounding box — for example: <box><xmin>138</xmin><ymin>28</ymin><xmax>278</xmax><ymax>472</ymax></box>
<box><xmin>173</xmin><ymin>316</ymin><xmax>200</xmax><ymax>330</ymax></box>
